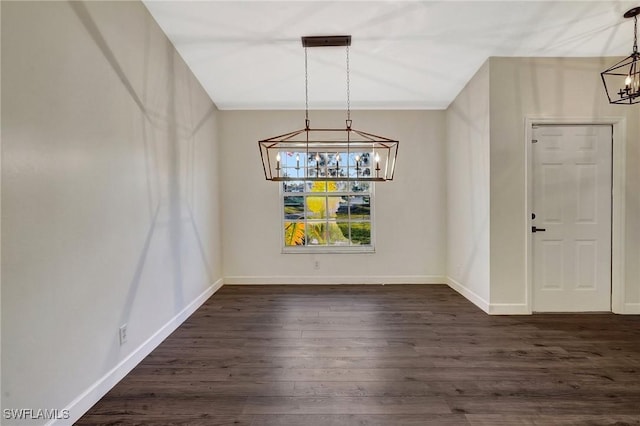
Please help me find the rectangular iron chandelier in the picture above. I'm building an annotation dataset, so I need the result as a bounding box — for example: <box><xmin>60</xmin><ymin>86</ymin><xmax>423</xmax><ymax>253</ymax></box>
<box><xmin>258</xmin><ymin>35</ymin><xmax>399</xmax><ymax>182</ymax></box>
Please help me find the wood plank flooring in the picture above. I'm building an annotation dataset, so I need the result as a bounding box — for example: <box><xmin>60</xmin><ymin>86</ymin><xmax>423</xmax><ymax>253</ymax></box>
<box><xmin>78</xmin><ymin>285</ymin><xmax>640</xmax><ymax>425</ymax></box>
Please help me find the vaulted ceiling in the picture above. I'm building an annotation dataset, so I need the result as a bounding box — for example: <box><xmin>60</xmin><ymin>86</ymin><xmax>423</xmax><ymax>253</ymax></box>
<box><xmin>143</xmin><ymin>1</ymin><xmax>638</xmax><ymax>110</ymax></box>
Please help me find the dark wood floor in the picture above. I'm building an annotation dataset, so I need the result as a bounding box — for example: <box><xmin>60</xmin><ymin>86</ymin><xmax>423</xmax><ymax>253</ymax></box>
<box><xmin>78</xmin><ymin>285</ymin><xmax>640</xmax><ymax>425</ymax></box>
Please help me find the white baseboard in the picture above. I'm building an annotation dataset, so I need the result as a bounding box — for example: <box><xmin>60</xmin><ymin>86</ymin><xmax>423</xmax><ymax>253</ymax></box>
<box><xmin>224</xmin><ymin>275</ymin><xmax>446</xmax><ymax>285</ymax></box>
<box><xmin>488</xmin><ymin>303</ymin><xmax>531</xmax><ymax>315</ymax></box>
<box><xmin>53</xmin><ymin>278</ymin><xmax>224</xmax><ymax>426</ymax></box>
<box><xmin>446</xmin><ymin>277</ymin><xmax>532</xmax><ymax>315</ymax></box>
<box><xmin>622</xmin><ymin>303</ymin><xmax>640</xmax><ymax>314</ymax></box>
<box><xmin>446</xmin><ymin>276</ymin><xmax>490</xmax><ymax>313</ymax></box>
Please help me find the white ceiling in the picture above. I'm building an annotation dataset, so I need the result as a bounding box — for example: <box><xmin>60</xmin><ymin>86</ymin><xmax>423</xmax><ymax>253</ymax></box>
<box><xmin>143</xmin><ymin>1</ymin><xmax>639</xmax><ymax>110</ymax></box>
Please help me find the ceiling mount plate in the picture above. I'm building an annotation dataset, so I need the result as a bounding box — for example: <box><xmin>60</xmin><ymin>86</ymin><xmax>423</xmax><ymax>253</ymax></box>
<box><xmin>301</xmin><ymin>35</ymin><xmax>352</xmax><ymax>48</ymax></box>
<box><xmin>624</xmin><ymin>7</ymin><xmax>640</xmax><ymax>18</ymax></box>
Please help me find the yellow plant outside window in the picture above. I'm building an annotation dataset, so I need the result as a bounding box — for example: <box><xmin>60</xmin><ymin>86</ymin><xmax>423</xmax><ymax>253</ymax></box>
<box><xmin>283</xmin><ymin>175</ymin><xmax>372</xmax><ymax>250</ymax></box>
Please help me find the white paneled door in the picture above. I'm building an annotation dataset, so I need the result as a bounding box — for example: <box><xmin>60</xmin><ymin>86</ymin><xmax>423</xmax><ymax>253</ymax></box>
<box><xmin>532</xmin><ymin>125</ymin><xmax>612</xmax><ymax>312</ymax></box>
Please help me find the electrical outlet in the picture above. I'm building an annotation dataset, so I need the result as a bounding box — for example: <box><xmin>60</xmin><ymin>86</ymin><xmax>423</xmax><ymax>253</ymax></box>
<box><xmin>314</xmin><ymin>260</ymin><xmax>320</xmax><ymax>270</ymax></box>
<box><xmin>119</xmin><ymin>324</ymin><xmax>128</xmax><ymax>345</ymax></box>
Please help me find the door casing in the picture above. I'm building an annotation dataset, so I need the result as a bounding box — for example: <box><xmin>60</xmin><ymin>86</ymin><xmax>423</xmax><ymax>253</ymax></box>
<box><xmin>524</xmin><ymin>117</ymin><xmax>626</xmax><ymax>314</ymax></box>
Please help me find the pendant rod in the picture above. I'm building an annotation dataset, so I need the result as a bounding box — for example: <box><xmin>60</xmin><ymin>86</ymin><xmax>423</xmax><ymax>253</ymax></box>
<box><xmin>634</xmin><ymin>15</ymin><xmax>638</xmax><ymax>53</ymax></box>
<box><xmin>304</xmin><ymin>46</ymin><xmax>309</xmax><ymax>129</ymax></box>
<box><xmin>346</xmin><ymin>45</ymin><xmax>351</xmax><ymax>126</ymax></box>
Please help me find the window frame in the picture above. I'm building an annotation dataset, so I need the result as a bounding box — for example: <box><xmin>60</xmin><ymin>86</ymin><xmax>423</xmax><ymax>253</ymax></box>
<box><xmin>280</xmin><ymin>180</ymin><xmax>376</xmax><ymax>254</ymax></box>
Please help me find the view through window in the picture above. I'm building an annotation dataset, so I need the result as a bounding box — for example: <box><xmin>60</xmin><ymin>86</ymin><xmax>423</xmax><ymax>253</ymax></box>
<box><xmin>281</xmin><ymin>151</ymin><xmax>374</xmax><ymax>252</ymax></box>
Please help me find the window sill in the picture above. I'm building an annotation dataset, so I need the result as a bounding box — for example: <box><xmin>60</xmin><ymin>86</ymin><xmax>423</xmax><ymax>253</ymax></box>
<box><xmin>282</xmin><ymin>246</ymin><xmax>375</xmax><ymax>254</ymax></box>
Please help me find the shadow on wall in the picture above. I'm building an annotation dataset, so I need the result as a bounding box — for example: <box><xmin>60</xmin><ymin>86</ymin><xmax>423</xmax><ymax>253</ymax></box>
<box><xmin>68</xmin><ymin>1</ymin><xmax>216</xmax><ymax>367</ymax></box>
<box><xmin>446</xmin><ymin>98</ymin><xmax>489</xmax><ymax>289</ymax></box>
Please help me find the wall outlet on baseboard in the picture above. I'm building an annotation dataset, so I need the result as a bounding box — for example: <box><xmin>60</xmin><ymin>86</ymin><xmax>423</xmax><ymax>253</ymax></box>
<box><xmin>314</xmin><ymin>260</ymin><xmax>320</xmax><ymax>270</ymax></box>
<box><xmin>119</xmin><ymin>324</ymin><xmax>128</xmax><ymax>345</ymax></box>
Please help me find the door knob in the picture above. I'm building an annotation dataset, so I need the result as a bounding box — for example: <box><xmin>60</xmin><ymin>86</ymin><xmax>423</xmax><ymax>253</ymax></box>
<box><xmin>532</xmin><ymin>226</ymin><xmax>546</xmax><ymax>233</ymax></box>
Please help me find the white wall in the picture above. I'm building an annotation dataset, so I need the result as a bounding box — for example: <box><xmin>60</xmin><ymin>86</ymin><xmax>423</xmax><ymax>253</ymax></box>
<box><xmin>220</xmin><ymin>110</ymin><xmax>446</xmax><ymax>284</ymax></box>
<box><xmin>1</xmin><ymin>2</ymin><xmax>222</xmax><ymax>424</ymax></box>
<box><xmin>0</xmin><ymin>0</ymin><xmax>3</xmax><ymax>411</ymax></box>
<box><xmin>489</xmin><ymin>57</ymin><xmax>640</xmax><ymax>312</ymax></box>
<box><xmin>445</xmin><ymin>61</ymin><xmax>491</xmax><ymax>310</ymax></box>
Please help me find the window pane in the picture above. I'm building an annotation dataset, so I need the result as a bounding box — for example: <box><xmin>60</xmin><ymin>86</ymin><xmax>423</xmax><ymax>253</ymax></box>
<box><xmin>308</xmin><ymin>152</ymin><xmax>327</xmax><ymax>179</ymax></box>
<box><xmin>337</xmin><ymin>222</ymin><xmax>350</xmax><ymax>241</ymax></box>
<box><xmin>306</xmin><ymin>196</ymin><xmax>346</xmax><ymax>220</ymax></box>
<box><xmin>283</xmin><ymin>181</ymin><xmax>304</xmax><ymax>193</ymax></box>
<box><xmin>284</xmin><ymin>222</ymin><xmax>305</xmax><ymax>246</ymax></box>
<box><xmin>283</xmin><ymin>152</ymin><xmax>304</xmax><ymax>169</ymax></box>
<box><xmin>336</xmin><ymin>197</ymin><xmax>349</xmax><ymax>220</ymax></box>
<box><xmin>306</xmin><ymin>181</ymin><xmax>344</xmax><ymax>193</ymax></box>
<box><xmin>306</xmin><ymin>195</ymin><xmax>325</xmax><ymax>219</ymax></box>
<box><xmin>359</xmin><ymin>152</ymin><xmax>372</xmax><ymax>167</ymax></box>
<box><xmin>277</xmin><ymin>152</ymin><xmax>295</xmax><ymax>180</ymax></box>
<box><xmin>330</xmin><ymin>221</ymin><xmax>350</xmax><ymax>245</ymax></box>
<box><xmin>350</xmin><ymin>181</ymin><xmax>370</xmax><ymax>193</ymax></box>
<box><xmin>327</xmin><ymin>196</ymin><xmax>345</xmax><ymax>218</ymax></box>
<box><xmin>306</xmin><ymin>221</ymin><xmax>326</xmax><ymax>245</ymax></box>
<box><xmin>350</xmin><ymin>222</ymin><xmax>371</xmax><ymax>245</ymax></box>
<box><xmin>346</xmin><ymin>152</ymin><xmax>362</xmax><ymax>179</ymax></box>
<box><xmin>284</xmin><ymin>196</ymin><xmax>305</xmax><ymax>220</ymax></box>
<box><xmin>349</xmin><ymin>195</ymin><xmax>370</xmax><ymax>220</ymax></box>
<box><xmin>334</xmin><ymin>181</ymin><xmax>348</xmax><ymax>192</ymax></box>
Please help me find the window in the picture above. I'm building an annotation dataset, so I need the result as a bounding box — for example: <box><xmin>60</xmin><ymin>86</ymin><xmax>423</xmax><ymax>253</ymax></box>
<box><xmin>281</xmin><ymin>152</ymin><xmax>374</xmax><ymax>253</ymax></box>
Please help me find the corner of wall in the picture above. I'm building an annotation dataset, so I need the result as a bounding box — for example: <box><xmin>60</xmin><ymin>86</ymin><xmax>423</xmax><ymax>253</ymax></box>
<box><xmin>444</xmin><ymin>57</ymin><xmax>491</xmax><ymax>313</ymax></box>
<box><xmin>446</xmin><ymin>276</ymin><xmax>489</xmax><ymax>313</ymax></box>
<box><xmin>52</xmin><ymin>280</ymin><xmax>224</xmax><ymax>426</ymax></box>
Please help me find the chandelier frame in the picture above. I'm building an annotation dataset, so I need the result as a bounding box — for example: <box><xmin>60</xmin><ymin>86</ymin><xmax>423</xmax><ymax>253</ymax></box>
<box><xmin>258</xmin><ymin>35</ymin><xmax>399</xmax><ymax>182</ymax></box>
<box><xmin>601</xmin><ymin>7</ymin><xmax>640</xmax><ymax>105</ymax></box>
